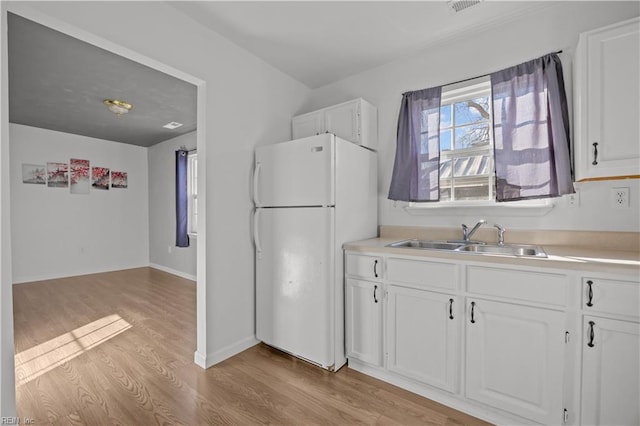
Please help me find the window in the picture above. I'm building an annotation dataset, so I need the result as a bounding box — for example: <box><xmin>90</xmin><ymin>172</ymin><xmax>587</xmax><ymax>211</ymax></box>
<box><xmin>187</xmin><ymin>151</ymin><xmax>197</xmax><ymax>235</ymax></box>
<box><xmin>438</xmin><ymin>78</ymin><xmax>493</xmax><ymax>202</ymax></box>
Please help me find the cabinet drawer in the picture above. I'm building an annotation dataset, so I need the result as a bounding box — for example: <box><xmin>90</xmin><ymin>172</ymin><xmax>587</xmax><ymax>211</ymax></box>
<box><xmin>345</xmin><ymin>254</ymin><xmax>382</xmax><ymax>280</ymax></box>
<box><xmin>386</xmin><ymin>258</ymin><xmax>456</xmax><ymax>291</ymax></box>
<box><xmin>466</xmin><ymin>266</ymin><xmax>566</xmax><ymax>306</ymax></box>
<box><xmin>583</xmin><ymin>277</ymin><xmax>639</xmax><ymax>318</ymax></box>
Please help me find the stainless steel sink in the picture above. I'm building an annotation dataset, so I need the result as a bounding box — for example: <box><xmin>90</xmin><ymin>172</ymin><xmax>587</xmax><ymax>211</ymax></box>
<box><xmin>387</xmin><ymin>239</ymin><xmax>463</xmax><ymax>251</ymax></box>
<box><xmin>456</xmin><ymin>243</ymin><xmax>547</xmax><ymax>258</ymax></box>
<box><xmin>386</xmin><ymin>239</ymin><xmax>547</xmax><ymax>258</ymax></box>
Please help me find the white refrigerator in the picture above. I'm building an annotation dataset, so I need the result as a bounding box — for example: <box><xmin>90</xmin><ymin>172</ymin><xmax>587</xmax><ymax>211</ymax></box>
<box><xmin>253</xmin><ymin>133</ymin><xmax>377</xmax><ymax>371</ymax></box>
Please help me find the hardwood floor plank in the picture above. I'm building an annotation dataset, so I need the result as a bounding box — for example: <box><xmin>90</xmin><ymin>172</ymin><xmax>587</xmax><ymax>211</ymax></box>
<box><xmin>14</xmin><ymin>267</ymin><xmax>492</xmax><ymax>425</ymax></box>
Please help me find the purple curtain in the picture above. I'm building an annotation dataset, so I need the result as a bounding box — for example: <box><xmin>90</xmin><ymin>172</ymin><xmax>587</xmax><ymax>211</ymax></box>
<box><xmin>176</xmin><ymin>150</ymin><xmax>189</xmax><ymax>247</ymax></box>
<box><xmin>388</xmin><ymin>87</ymin><xmax>442</xmax><ymax>202</ymax></box>
<box><xmin>491</xmin><ymin>53</ymin><xmax>574</xmax><ymax>201</ymax></box>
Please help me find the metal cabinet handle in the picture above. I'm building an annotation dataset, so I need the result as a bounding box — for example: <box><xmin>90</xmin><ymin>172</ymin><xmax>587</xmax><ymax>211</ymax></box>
<box><xmin>470</xmin><ymin>301</ymin><xmax>476</xmax><ymax>324</ymax></box>
<box><xmin>586</xmin><ymin>280</ymin><xmax>594</xmax><ymax>307</ymax></box>
<box><xmin>373</xmin><ymin>259</ymin><xmax>378</xmax><ymax>278</ymax></box>
<box><xmin>449</xmin><ymin>299</ymin><xmax>454</xmax><ymax>320</ymax></box>
<box><xmin>592</xmin><ymin>142</ymin><xmax>599</xmax><ymax>165</ymax></box>
<box><xmin>587</xmin><ymin>321</ymin><xmax>595</xmax><ymax>347</ymax></box>
<box><xmin>373</xmin><ymin>285</ymin><xmax>378</xmax><ymax>304</ymax></box>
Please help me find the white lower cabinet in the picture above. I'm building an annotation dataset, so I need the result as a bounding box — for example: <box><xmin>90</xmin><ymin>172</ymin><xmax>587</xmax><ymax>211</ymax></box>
<box><xmin>465</xmin><ymin>298</ymin><xmax>566</xmax><ymax>424</ymax></box>
<box><xmin>386</xmin><ymin>286</ymin><xmax>459</xmax><ymax>392</ymax></box>
<box><xmin>344</xmin><ymin>249</ymin><xmax>637</xmax><ymax>425</ymax></box>
<box><xmin>345</xmin><ymin>278</ymin><xmax>383</xmax><ymax>366</ymax></box>
<box><xmin>581</xmin><ymin>317</ymin><xmax>640</xmax><ymax>425</ymax></box>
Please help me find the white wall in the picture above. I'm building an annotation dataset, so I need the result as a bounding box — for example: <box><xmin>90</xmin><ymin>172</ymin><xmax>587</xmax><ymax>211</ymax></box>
<box><xmin>305</xmin><ymin>1</ymin><xmax>640</xmax><ymax>233</ymax></box>
<box><xmin>9</xmin><ymin>124</ymin><xmax>150</xmax><ymax>283</ymax></box>
<box><xmin>1</xmin><ymin>1</ymin><xmax>311</xmax><ymax>387</ymax></box>
<box><xmin>148</xmin><ymin>131</ymin><xmax>197</xmax><ymax>280</ymax></box>
<box><xmin>0</xmin><ymin>4</ymin><xmax>16</xmax><ymax>417</ymax></box>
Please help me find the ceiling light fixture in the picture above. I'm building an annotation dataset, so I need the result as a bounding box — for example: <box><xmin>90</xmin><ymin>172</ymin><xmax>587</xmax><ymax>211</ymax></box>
<box><xmin>103</xmin><ymin>99</ymin><xmax>133</xmax><ymax>116</ymax></box>
<box><xmin>163</xmin><ymin>121</ymin><xmax>184</xmax><ymax>130</ymax></box>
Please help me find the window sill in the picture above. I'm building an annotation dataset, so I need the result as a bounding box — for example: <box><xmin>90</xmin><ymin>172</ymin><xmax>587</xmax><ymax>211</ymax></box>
<box><xmin>404</xmin><ymin>199</ymin><xmax>555</xmax><ymax>217</ymax></box>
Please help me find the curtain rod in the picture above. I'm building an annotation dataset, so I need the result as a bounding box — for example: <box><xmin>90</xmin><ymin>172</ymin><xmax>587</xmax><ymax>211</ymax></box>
<box><xmin>405</xmin><ymin>50</ymin><xmax>564</xmax><ymax>94</ymax></box>
<box><xmin>178</xmin><ymin>146</ymin><xmax>197</xmax><ymax>153</ymax></box>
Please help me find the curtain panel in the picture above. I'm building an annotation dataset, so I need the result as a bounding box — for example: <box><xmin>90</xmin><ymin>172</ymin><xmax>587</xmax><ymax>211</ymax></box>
<box><xmin>176</xmin><ymin>150</ymin><xmax>190</xmax><ymax>247</ymax></box>
<box><xmin>388</xmin><ymin>87</ymin><xmax>442</xmax><ymax>202</ymax></box>
<box><xmin>491</xmin><ymin>53</ymin><xmax>574</xmax><ymax>201</ymax></box>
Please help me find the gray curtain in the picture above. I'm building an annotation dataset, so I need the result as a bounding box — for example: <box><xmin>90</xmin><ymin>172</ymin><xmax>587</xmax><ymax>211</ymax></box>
<box><xmin>176</xmin><ymin>150</ymin><xmax>189</xmax><ymax>247</ymax></box>
<box><xmin>388</xmin><ymin>87</ymin><xmax>442</xmax><ymax>202</ymax></box>
<box><xmin>491</xmin><ymin>53</ymin><xmax>574</xmax><ymax>201</ymax></box>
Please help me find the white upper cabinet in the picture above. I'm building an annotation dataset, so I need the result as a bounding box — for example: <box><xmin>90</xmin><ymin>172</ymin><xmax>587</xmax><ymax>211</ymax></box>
<box><xmin>292</xmin><ymin>98</ymin><xmax>378</xmax><ymax>150</ymax></box>
<box><xmin>574</xmin><ymin>18</ymin><xmax>640</xmax><ymax>181</ymax></box>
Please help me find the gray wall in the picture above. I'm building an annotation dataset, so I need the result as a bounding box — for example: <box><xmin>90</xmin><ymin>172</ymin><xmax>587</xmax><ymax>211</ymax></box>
<box><xmin>148</xmin><ymin>131</ymin><xmax>197</xmax><ymax>279</ymax></box>
<box><xmin>306</xmin><ymin>1</ymin><xmax>640</xmax><ymax>232</ymax></box>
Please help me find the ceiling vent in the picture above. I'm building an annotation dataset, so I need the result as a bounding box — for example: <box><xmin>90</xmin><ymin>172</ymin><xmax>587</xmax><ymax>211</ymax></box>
<box><xmin>163</xmin><ymin>122</ymin><xmax>183</xmax><ymax>130</ymax></box>
<box><xmin>447</xmin><ymin>0</ymin><xmax>484</xmax><ymax>13</ymax></box>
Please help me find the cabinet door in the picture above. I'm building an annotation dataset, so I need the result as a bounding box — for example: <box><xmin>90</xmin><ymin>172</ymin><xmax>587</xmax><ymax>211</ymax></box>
<box><xmin>324</xmin><ymin>100</ymin><xmax>360</xmax><ymax>143</ymax></box>
<box><xmin>387</xmin><ymin>286</ymin><xmax>458</xmax><ymax>392</ymax></box>
<box><xmin>292</xmin><ymin>111</ymin><xmax>324</xmax><ymax>140</ymax></box>
<box><xmin>581</xmin><ymin>316</ymin><xmax>640</xmax><ymax>426</ymax></box>
<box><xmin>576</xmin><ymin>18</ymin><xmax>640</xmax><ymax>180</ymax></box>
<box><xmin>345</xmin><ymin>278</ymin><xmax>382</xmax><ymax>366</ymax></box>
<box><xmin>465</xmin><ymin>299</ymin><xmax>565</xmax><ymax>424</ymax></box>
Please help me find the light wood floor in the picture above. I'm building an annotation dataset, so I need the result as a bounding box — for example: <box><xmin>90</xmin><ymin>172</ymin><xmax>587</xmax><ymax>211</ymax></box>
<box><xmin>13</xmin><ymin>267</ymin><xmax>491</xmax><ymax>425</ymax></box>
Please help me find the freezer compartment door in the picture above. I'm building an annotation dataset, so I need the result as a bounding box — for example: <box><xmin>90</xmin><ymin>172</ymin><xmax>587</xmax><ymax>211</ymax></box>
<box><xmin>254</xmin><ymin>134</ymin><xmax>335</xmax><ymax>207</ymax></box>
<box><xmin>256</xmin><ymin>207</ymin><xmax>334</xmax><ymax>368</ymax></box>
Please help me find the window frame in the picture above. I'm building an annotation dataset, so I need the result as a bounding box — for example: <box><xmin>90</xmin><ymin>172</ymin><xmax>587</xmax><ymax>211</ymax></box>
<box><xmin>187</xmin><ymin>151</ymin><xmax>197</xmax><ymax>236</ymax></box>
<box><xmin>408</xmin><ymin>76</ymin><xmax>555</xmax><ymax>214</ymax></box>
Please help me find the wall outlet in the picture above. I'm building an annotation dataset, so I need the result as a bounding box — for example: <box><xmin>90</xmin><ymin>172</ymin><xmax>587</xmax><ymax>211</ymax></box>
<box><xmin>611</xmin><ymin>187</ymin><xmax>630</xmax><ymax>209</ymax></box>
<box><xmin>566</xmin><ymin>192</ymin><xmax>580</xmax><ymax>208</ymax></box>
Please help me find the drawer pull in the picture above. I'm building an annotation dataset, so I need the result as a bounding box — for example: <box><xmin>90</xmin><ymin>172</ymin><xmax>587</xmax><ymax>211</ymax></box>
<box><xmin>373</xmin><ymin>285</ymin><xmax>378</xmax><ymax>304</ymax></box>
<box><xmin>470</xmin><ymin>301</ymin><xmax>476</xmax><ymax>324</ymax></box>
<box><xmin>592</xmin><ymin>142</ymin><xmax>599</xmax><ymax>166</ymax></box>
<box><xmin>587</xmin><ymin>321</ymin><xmax>595</xmax><ymax>348</ymax></box>
<box><xmin>449</xmin><ymin>299</ymin><xmax>454</xmax><ymax>320</ymax></box>
<box><xmin>373</xmin><ymin>259</ymin><xmax>378</xmax><ymax>278</ymax></box>
<box><xmin>586</xmin><ymin>280</ymin><xmax>594</xmax><ymax>307</ymax></box>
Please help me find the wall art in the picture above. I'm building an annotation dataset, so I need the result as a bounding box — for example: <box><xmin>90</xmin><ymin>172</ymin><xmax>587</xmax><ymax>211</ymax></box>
<box><xmin>22</xmin><ymin>164</ymin><xmax>46</xmax><ymax>185</ymax></box>
<box><xmin>111</xmin><ymin>171</ymin><xmax>128</xmax><ymax>189</ymax></box>
<box><xmin>47</xmin><ymin>162</ymin><xmax>68</xmax><ymax>188</ymax></box>
<box><xmin>92</xmin><ymin>167</ymin><xmax>110</xmax><ymax>190</ymax></box>
<box><xmin>70</xmin><ymin>158</ymin><xmax>90</xmax><ymax>194</ymax></box>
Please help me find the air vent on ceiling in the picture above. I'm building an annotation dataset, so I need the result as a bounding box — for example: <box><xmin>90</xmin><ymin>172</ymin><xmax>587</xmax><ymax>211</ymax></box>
<box><xmin>447</xmin><ymin>0</ymin><xmax>484</xmax><ymax>13</ymax></box>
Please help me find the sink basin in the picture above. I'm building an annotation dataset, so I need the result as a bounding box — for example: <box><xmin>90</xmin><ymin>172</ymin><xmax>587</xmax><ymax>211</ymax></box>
<box><xmin>386</xmin><ymin>239</ymin><xmax>547</xmax><ymax>258</ymax></box>
<box><xmin>387</xmin><ymin>240</ymin><xmax>463</xmax><ymax>251</ymax></box>
<box><xmin>456</xmin><ymin>244</ymin><xmax>547</xmax><ymax>258</ymax></box>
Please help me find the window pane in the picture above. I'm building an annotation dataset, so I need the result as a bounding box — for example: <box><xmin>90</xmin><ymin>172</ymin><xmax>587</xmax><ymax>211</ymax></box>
<box><xmin>440</xmin><ymin>129</ymin><xmax>452</xmax><ymax>151</ymax></box>
<box><xmin>439</xmin><ymin>158</ymin><xmax>453</xmax><ymax>179</ymax></box>
<box><xmin>440</xmin><ymin>104</ymin><xmax>452</xmax><ymax>129</ymax></box>
<box><xmin>454</xmin><ymin>124</ymin><xmax>490</xmax><ymax>149</ymax></box>
<box><xmin>454</xmin><ymin>97</ymin><xmax>490</xmax><ymax>126</ymax></box>
<box><xmin>453</xmin><ymin>176</ymin><xmax>490</xmax><ymax>201</ymax></box>
<box><xmin>439</xmin><ymin>178</ymin><xmax>452</xmax><ymax>202</ymax></box>
<box><xmin>453</xmin><ymin>154</ymin><xmax>491</xmax><ymax>177</ymax></box>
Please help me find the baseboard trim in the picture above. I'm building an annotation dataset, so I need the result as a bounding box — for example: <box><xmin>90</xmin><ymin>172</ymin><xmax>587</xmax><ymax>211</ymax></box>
<box><xmin>195</xmin><ymin>336</ymin><xmax>260</xmax><ymax>369</ymax></box>
<box><xmin>12</xmin><ymin>265</ymin><xmax>149</xmax><ymax>285</ymax></box>
<box><xmin>149</xmin><ymin>263</ymin><xmax>196</xmax><ymax>282</ymax></box>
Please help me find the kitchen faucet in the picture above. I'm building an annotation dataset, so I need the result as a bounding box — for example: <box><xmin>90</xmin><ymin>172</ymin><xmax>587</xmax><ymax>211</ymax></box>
<box><xmin>462</xmin><ymin>219</ymin><xmax>486</xmax><ymax>242</ymax></box>
<box><xmin>494</xmin><ymin>223</ymin><xmax>506</xmax><ymax>246</ymax></box>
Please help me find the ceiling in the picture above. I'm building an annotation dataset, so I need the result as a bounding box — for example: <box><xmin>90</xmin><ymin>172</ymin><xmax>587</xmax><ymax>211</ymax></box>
<box><xmin>8</xmin><ymin>13</ymin><xmax>197</xmax><ymax>147</ymax></box>
<box><xmin>7</xmin><ymin>2</ymin><xmax>554</xmax><ymax>146</ymax></box>
<box><xmin>171</xmin><ymin>1</ymin><xmax>553</xmax><ymax>89</ymax></box>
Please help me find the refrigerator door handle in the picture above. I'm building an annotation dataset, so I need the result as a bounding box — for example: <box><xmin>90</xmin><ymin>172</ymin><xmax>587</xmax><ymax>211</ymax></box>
<box><xmin>253</xmin><ymin>208</ymin><xmax>262</xmax><ymax>259</ymax></box>
<box><xmin>253</xmin><ymin>161</ymin><xmax>262</xmax><ymax>206</ymax></box>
